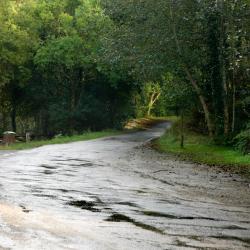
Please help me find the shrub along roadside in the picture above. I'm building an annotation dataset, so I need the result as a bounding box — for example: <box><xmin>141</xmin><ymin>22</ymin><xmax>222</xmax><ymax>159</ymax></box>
<box><xmin>154</xmin><ymin>120</ymin><xmax>250</xmax><ymax>178</ymax></box>
<box><xmin>233</xmin><ymin>125</ymin><xmax>250</xmax><ymax>155</ymax></box>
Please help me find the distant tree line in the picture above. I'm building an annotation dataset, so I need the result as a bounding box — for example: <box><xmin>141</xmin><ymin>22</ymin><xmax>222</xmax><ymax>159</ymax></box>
<box><xmin>0</xmin><ymin>0</ymin><xmax>136</xmax><ymax>136</ymax></box>
<box><xmin>0</xmin><ymin>0</ymin><xmax>249</xmax><ymax>148</ymax></box>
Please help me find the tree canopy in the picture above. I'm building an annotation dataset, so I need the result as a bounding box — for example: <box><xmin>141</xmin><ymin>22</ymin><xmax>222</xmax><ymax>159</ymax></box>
<box><xmin>0</xmin><ymin>0</ymin><xmax>249</xmax><ymax>147</ymax></box>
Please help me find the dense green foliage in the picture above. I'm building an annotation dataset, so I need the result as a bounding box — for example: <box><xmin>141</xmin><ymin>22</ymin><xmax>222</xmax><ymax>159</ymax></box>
<box><xmin>0</xmin><ymin>0</ymin><xmax>135</xmax><ymax>136</ymax></box>
<box><xmin>233</xmin><ymin>124</ymin><xmax>250</xmax><ymax>154</ymax></box>
<box><xmin>0</xmin><ymin>0</ymin><xmax>249</xmax><ymax>150</ymax></box>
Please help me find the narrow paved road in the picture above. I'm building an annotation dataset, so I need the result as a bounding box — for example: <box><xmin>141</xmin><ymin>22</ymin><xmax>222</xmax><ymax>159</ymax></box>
<box><xmin>0</xmin><ymin>123</ymin><xmax>249</xmax><ymax>250</ymax></box>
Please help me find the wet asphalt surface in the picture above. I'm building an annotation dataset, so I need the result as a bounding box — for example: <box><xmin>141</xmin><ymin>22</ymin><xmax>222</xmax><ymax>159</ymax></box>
<box><xmin>0</xmin><ymin>123</ymin><xmax>250</xmax><ymax>250</ymax></box>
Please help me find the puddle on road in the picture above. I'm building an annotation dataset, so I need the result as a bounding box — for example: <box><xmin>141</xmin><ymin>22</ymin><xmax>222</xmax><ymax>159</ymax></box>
<box><xmin>52</xmin><ymin>158</ymin><xmax>89</xmax><ymax>162</ymax></box>
<box><xmin>19</xmin><ymin>205</ymin><xmax>32</xmax><ymax>213</ymax></box>
<box><xmin>39</xmin><ymin>165</ymin><xmax>58</xmax><ymax>170</ymax></box>
<box><xmin>33</xmin><ymin>194</ymin><xmax>57</xmax><ymax>199</ymax></box>
<box><xmin>142</xmin><ymin>210</ymin><xmax>219</xmax><ymax>221</ymax></box>
<box><xmin>211</xmin><ymin>235</ymin><xmax>250</xmax><ymax>245</ymax></box>
<box><xmin>135</xmin><ymin>189</ymin><xmax>147</xmax><ymax>194</ymax></box>
<box><xmin>221</xmin><ymin>225</ymin><xmax>248</xmax><ymax>230</ymax></box>
<box><xmin>43</xmin><ymin>170</ymin><xmax>54</xmax><ymax>175</ymax></box>
<box><xmin>105</xmin><ymin>213</ymin><xmax>164</xmax><ymax>234</ymax></box>
<box><xmin>66</xmin><ymin>200</ymin><xmax>101</xmax><ymax>212</ymax></box>
<box><xmin>51</xmin><ymin>159</ymin><xmax>95</xmax><ymax>168</ymax></box>
<box><xmin>57</xmin><ymin>189</ymin><xmax>69</xmax><ymax>193</ymax></box>
<box><xmin>78</xmin><ymin>163</ymin><xmax>93</xmax><ymax>167</ymax></box>
<box><xmin>117</xmin><ymin>202</ymin><xmax>140</xmax><ymax>208</ymax></box>
<box><xmin>66</xmin><ymin>163</ymin><xmax>93</xmax><ymax>167</ymax></box>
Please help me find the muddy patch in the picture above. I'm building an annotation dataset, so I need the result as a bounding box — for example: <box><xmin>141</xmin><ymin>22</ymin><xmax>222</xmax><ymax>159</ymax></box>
<box><xmin>133</xmin><ymin>171</ymin><xmax>174</xmax><ymax>186</ymax></box>
<box><xmin>171</xmin><ymin>239</ymin><xmax>207</xmax><ymax>249</ymax></box>
<box><xmin>173</xmin><ymin>239</ymin><xmax>189</xmax><ymax>247</ymax></box>
<box><xmin>105</xmin><ymin>213</ymin><xmax>164</xmax><ymax>234</ymax></box>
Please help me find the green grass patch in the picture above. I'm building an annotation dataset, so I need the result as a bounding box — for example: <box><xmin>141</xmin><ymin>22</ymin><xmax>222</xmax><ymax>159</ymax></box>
<box><xmin>155</xmin><ymin>123</ymin><xmax>250</xmax><ymax>177</ymax></box>
<box><xmin>0</xmin><ymin>130</ymin><xmax>120</xmax><ymax>150</ymax></box>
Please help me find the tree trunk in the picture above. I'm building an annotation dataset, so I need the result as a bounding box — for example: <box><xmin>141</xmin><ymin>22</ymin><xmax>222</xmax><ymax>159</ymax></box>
<box><xmin>42</xmin><ymin>110</ymin><xmax>49</xmax><ymax>137</ymax></box>
<box><xmin>232</xmin><ymin>82</ymin><xmax>236</xmax><ymax>133</ymax></box>
<box><xmin>69</xmin><ymin>74</ymin><xmax>76</xmax><ymax>134</ymax></box>
<box><xmin>147</xmin><ymin>104</ymin><xmax>153</xmax><ymax>117</ymax></box>
<box><xmin>180</xmin><ymin>110</ymin><xmax>184</xmax><ymax>148</ymax></box>
<box><xmin>221</xmin><ymin>59</ymin><xmax>230</xmax><ymax>135</ymax></box>
<box><xmin>147</xmin><ymin>91</ymin><xmax>160</xmax><ymax>117</ymax></box>
<box><xmin>147</xmin><ymin>94</ymin><xmax>153</xmax><ymax>116</ymax></box>
<box><xmin>184</xmin><ymin>67</ymin><xmax>214</xmax><ymax>137</ymax></box>
<box><xmin>11</xmin><ymin>106</ymin><xmax>16</xmax><ymax>132</ymax></box>
<box><xmin>223</xmin><ymin>83</ymin><xmax>230</xmax><ymax>136</ymax></box>
<box><xmin>169</xmin><ymin>1</ymin><xmax>214</xmax><ymax>137</ymax></box>
<box><xmin>219</xmin><ymin>0</ymin><xmax>230</xmax><ymax>136</ymax></box>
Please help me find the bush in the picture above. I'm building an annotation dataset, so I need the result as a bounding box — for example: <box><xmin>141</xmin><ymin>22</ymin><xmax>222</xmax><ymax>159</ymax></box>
<box><xmin>233</xmin><ymin>126</ymin><xmax>250</xmax><ymax>154</ymax></box>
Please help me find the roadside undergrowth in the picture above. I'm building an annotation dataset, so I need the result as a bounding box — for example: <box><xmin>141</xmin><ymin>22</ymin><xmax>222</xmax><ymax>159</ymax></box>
<box><xmin>154</xmin><ymin>119</ymin><xmax>250</xmax><ymax>178</ymax></box>
<box><xmin>0</xmin><ymin>130</ymin><xmax>120</xmax><ymax>150</ymax></box>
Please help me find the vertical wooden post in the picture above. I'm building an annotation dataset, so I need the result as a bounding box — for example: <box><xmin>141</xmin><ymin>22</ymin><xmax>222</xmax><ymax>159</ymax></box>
<box><xmin>180</xmin><ymin>110</ymin><xmax>184</xmax><ymax>149</ymax></box>
<box><xmin>26</xmin><ymin>132</ymin><xmax>31</xmax><ymax>143</ymax></box>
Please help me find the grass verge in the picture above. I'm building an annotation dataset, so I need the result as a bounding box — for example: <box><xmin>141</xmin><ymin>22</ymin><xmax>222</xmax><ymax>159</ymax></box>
<box><xmin>154</xmin><ymin>121</ymin><xmax>250</xmax><ymax>177</ymax></box>
<box><xmin>0</xmin><ymin>130</ymin><xmax>120</xmax><ymax>150</ymax></box>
